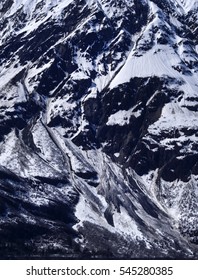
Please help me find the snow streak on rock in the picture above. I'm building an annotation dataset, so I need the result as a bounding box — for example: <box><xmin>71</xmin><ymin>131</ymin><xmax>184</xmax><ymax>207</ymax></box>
<box><xmin>0</xmin><ymin>0</ymin><xmax>197</xmax><ymax>258</ymax></box>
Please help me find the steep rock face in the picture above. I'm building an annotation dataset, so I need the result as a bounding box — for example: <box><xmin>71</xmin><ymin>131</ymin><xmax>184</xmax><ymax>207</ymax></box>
<box><xmin>0</xmin><ymin>0</ymin><xmax>198</xmax><ymax>258</ymax></box>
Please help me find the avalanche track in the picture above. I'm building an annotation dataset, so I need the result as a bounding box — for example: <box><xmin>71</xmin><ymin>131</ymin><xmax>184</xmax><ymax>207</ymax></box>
<box><xmin>0</xmin><ymin>0</ymin><xmax>198</xmax><ymax>258</ymax></box>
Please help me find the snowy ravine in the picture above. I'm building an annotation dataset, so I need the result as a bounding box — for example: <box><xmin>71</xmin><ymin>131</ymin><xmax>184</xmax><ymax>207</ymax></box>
<box><xmin>0</xmin><ymin>0</ymin><xmax>198</xmax><ymax>258</ymax></box>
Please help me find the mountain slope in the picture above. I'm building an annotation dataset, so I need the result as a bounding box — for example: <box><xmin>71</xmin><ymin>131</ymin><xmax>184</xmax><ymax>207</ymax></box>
<box><xmin>0</xmin><ymin>0</ymin><xmax>198</xmax><ymax>258</ymax></box>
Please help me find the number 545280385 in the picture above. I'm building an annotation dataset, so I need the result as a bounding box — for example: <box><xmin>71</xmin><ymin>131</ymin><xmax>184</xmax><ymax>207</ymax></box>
<box><xmin>119</xmin><ymin>267</ymin><xmax>173</xmax><ymax>276</ymax></box>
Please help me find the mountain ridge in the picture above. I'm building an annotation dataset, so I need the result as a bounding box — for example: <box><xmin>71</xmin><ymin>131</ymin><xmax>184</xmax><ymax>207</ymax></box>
<box><xmin>0</xmin><ymin>0</ymin><xmax>198</xmax><ymax>258</ymax></box>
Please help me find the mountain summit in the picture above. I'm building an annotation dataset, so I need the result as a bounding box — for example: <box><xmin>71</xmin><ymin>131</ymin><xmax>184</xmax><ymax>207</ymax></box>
<box><xmin>0</xmin><ymin>0</ymin><xmax>198</xmax><ymax>258</ymax></box>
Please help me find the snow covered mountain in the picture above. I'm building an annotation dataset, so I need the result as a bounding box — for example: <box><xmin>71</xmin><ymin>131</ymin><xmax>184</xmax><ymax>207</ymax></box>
<box><xmin>0</xmin><ymin>0</ymin><xmax>198</xmax><ymax>258</ymax></box>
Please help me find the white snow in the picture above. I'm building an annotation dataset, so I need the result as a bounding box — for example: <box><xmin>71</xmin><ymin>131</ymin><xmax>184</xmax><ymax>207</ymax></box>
<box><xmin>0</xmin><ymin>65</ymin><xmax>24</xmax><ymax>90</ymax></box>
<box><xmin>0</xmin><ymin>0</ymin><xmax>74</xmax><ymax>41</ymax></box>
<box><xmin>148</xmin><ymin>102</ymin><xmax>198</xmax><ymax>135</ymax></box>
<box><xmin>0</xmin><ymin>0</ymin><xmax>197</xmax><ymax>251</ymax></box>
<box><xmin>108</xmin><ymin>0</ymin><xmax>198</xmax><ymax>95</ymax></box>
<box><xmin>110</xmin><ymin>44</ymin><xmax>193</xmax><ymax>88</ymax></box>
<box><xmin>0</xmin><ymin>129</ymin><xmax>66</xmax><ymax>178</ymax></box>
<box><xmin>25</xmin><ymin>60</ymin><xmax>54</xmax><ymax>92</ymax></box>
<box><xmin>107</xmin><ymin>108</ymin><xmax>142</xmax><ymax>126</ymax></box>
<box><xmin>74</xmin><ymin>150</ymin><xmax>144</xmax><ymax>240</ymax></box>
<box><xmin>113</xmin><ymin>206</ymin><xmax>143</xmax><ymax>238</ymax></box>
<box><xmin>176</xmin><ymin>0</ymin><xmax>198</xmax><ymax>12</ymax></box>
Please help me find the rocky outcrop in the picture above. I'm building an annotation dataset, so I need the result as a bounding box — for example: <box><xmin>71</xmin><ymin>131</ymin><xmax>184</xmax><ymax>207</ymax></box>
<box><xmin>0</xmin><ymin>0</ymin><xmax>198</xmax><ymax>258</ymax></box>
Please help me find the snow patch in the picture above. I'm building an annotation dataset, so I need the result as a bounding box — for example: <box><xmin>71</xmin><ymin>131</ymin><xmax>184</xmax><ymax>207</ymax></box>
<box><xmin>107</xmin><ymin>108</ymin><xmax>142</xmax><ymax>126</ymax></box>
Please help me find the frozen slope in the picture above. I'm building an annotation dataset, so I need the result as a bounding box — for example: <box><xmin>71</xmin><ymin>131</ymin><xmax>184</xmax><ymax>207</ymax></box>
<box><xmin>176</xmin><ymin>0</ymin><xmax>198</xmax><ymax>12</ymax></box>
<box><xmin>0</xmin><ymin>0</ymin><xmax>198</xmax><ymax>258</ymax></box>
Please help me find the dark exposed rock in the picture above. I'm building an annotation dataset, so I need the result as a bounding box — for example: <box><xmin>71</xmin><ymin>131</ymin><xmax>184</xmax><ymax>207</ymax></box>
<box><xmin>0</xmin><ymin>0</ymin><xmax>198</xmax><ymax>259</ymax></box>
